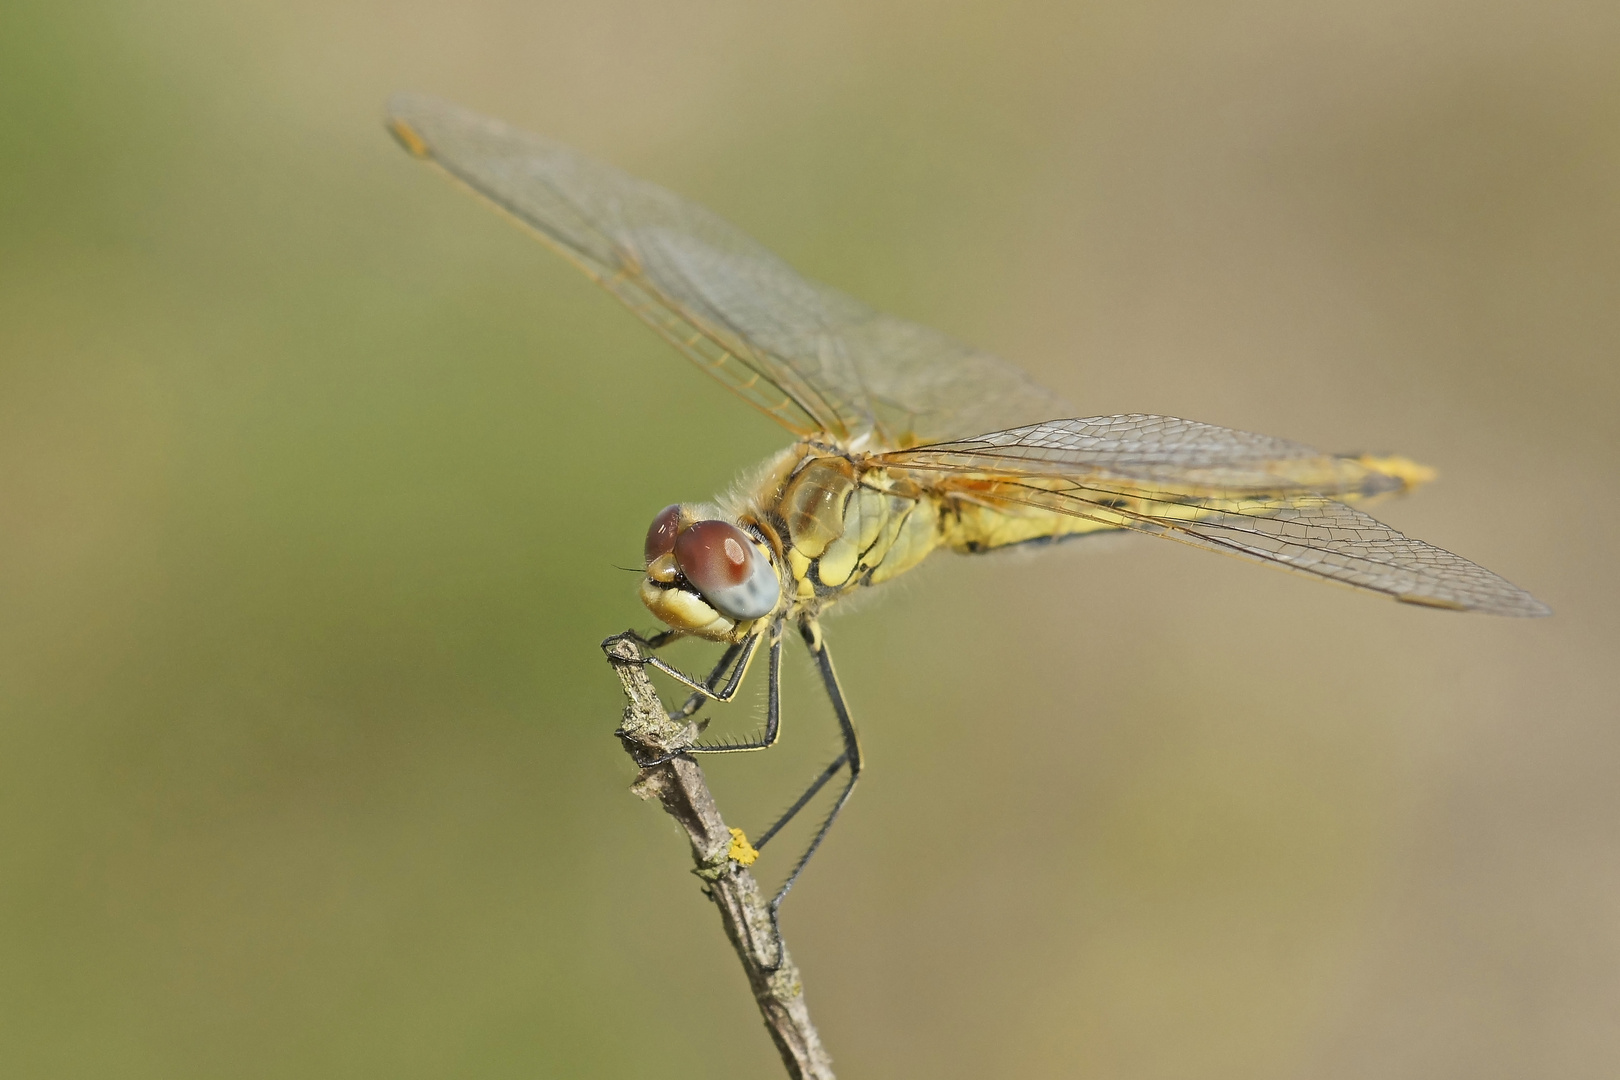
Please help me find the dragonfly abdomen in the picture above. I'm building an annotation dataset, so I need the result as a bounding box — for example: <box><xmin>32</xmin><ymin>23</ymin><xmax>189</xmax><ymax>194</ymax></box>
<box><xmin>940</xmin><ymin>485</ymin><xmax>1127</xmax><ymax>555</ymax></box>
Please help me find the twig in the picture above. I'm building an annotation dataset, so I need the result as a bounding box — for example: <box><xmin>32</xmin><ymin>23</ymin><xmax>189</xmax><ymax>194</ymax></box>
<box><xmin>603</xmin><ymin>634</ymin><xmax>836</xmax><ymax>1080</ymax></box>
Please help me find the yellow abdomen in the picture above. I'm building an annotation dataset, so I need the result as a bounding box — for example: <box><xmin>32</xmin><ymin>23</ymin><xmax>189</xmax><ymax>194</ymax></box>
<box><xmin>761</xmin><ymin>446</ymin><xmax>1434</xmax><ymax>603</ymax></box>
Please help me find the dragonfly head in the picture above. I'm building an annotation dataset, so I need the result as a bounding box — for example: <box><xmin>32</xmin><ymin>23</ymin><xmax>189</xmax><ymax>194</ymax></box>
<box><xmin>639</xmin><ymin>504</ymin><xmax>781</xmax><ymax>639</ymax></box>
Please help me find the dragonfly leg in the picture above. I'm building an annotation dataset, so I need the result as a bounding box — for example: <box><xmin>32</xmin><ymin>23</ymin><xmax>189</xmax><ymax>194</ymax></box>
<box><xmin>753</xmin><ymin>618</ymin><xmax>862</xmax><ymax>966</ymax></box>
<box><xmin>638</xmin><ymin>622</ymin><xmax>787</xmax><ymax>766</ymax></box>
<box><xmin>610</xmin><ymin>628</ymin><xmax>761</xmax><ymax>703</ymax></box>
<box><xmin>610</xmin><ymin>627</ymin><xmax>687</xmax><ymax>652</ymax></box>
<box><xmin>670</xmin><ymin>640</ymin><xmax>747</xmax><ymax>722</ymax></box>
<box><xmin>605</xmin><ymin>628</ymin><xmax>744</xmax><ymax>710</ymax></box>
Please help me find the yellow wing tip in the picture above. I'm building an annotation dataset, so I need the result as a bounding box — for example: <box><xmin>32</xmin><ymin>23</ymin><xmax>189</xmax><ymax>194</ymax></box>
<box><xmin>727</xmin><ymin>827</ymin><xmax>760</xmax><ymax>867</ymax></box>
<box><xmin>1355</xmin><ymin>454</ymin><xmax>1438</xmax><ymax>492</ymax></box>
<box><xmin>387</xmin><ymin>117</ymin><xmax>431</xmax><ymax>159</ymax></box>
<box><xmin>1396</xmin><ymin>592</ymin><xmax>1470</xmax><ymax>611</ymax></box>
<box><xmin>1397</xmin><ymin>591</ymin><xmax>1553</xmax><ymax>617</ymax></box>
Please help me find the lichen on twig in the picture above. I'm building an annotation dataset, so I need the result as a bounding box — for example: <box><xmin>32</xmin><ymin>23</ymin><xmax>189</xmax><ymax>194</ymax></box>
<box><xmin>603</xmin><ymin>633</ymin><xmax>835</xmax><ymax>1080</ymax></box>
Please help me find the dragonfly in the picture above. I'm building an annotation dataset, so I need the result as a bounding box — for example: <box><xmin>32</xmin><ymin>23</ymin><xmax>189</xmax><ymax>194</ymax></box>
<box><xmin>386</xmin><ymin>93</ymin><xmax>1549</xmax><ymax>937</ymax></box>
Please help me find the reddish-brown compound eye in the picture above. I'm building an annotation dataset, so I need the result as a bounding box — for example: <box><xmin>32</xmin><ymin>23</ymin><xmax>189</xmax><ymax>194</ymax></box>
<box><xmin>644</xmin><ymin>504</ymin><xmax>683</xmax><ymax>564</ymax></box>
<box><xmin>673</xmin><ymin>520</ymin><xmax>779</xmax><ymax>621</ymax></box>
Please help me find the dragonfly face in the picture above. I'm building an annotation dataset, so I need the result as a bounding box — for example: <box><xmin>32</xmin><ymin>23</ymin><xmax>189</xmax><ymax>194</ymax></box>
<box><xmin>640</xmin><ymin>504</ymin><xmax>782</xmax><ymax>640</ymax></box>
<box><xmin>386</xmin><ymin>92</ymin><xmax>1549</xmax><ymax>937</ymax></box>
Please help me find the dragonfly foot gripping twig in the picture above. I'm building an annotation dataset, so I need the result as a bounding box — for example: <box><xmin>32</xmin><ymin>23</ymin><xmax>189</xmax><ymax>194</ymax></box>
<box><xmin>602</xmin><ymin>634</ymin><xmax>835</xmax><ymax>1080</ymax></box>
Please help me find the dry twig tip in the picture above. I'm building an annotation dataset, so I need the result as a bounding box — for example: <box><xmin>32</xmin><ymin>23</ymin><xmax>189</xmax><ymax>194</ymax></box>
<box><xmin>603</xmin><ymin>633</ymin><xmax>835</xmax><ymax>1080</ymax></box>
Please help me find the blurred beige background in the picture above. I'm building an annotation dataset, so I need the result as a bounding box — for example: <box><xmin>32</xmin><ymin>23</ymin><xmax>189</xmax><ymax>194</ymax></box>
<box><xmin>2</xmin><ymin>1</ymin><xmax>1616</xmax><ymax>1077</ymax></box>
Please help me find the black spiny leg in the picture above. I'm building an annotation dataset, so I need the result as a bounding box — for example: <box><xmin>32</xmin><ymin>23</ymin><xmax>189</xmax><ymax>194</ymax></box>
<box><xmin>602</xmin><ymin>626</ymin><xmax>756</xmax><ymax>724</ymax></box>
<box><xmin>637</xmin><ymin>620</ymin><xmax>787</xmax><ymax>766</ymax></box>
<box><xmin>752</xmin><ymin>617</ymin><xmax>862</xmax><ymax>961</ymax></box>
<box><xmin>670</xmin><ymin>640</ymin><xmax>746</xmax><ymax>722</ymax></box>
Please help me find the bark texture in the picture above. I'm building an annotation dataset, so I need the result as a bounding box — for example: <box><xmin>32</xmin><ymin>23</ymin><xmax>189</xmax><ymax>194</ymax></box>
<box><xmin>603</xmin><ymin>634</ymin><xmax>835</xmax><ymax>1080</ymax></box>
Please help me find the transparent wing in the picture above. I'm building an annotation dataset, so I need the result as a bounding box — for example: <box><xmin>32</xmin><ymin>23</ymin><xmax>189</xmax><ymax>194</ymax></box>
<box><xmin>386</xmin><ymin>93</ymin><xmax>1069</xmax><ymax>446</ymax></box>
<box><xmin>879</xmin><ymin>416</ymin><xmax>1550</xmax><ymax>617</ymax></box>
<box><xmin>881</xmin><ymin>414</ymin><xmax>1371</xmax><ymax>491</ymax></box>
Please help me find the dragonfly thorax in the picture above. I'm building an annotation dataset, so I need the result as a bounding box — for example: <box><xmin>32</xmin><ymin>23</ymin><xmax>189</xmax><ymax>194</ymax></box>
<box><xmin>772</xmin><ymin>451</ymin><xmax>944</xmax><ymax>601</ymax></box>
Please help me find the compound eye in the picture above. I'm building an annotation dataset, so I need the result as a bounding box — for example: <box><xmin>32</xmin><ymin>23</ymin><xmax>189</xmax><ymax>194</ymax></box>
<box><xmin>644</xmin><ymin>504</ymin><xmax>683</xmax><ymax>564</ymax></box>
<box><xmin>673</xmin><ymin>520</ymin><xmax>778</xmax><ymax>621</ymax></box>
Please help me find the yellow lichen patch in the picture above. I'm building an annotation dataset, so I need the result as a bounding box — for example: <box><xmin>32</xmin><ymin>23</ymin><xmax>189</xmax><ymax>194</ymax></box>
<box><xmin>727</xmin><ymin>827</ymin><xmax>760</xmax><ymax>867</ymax></box>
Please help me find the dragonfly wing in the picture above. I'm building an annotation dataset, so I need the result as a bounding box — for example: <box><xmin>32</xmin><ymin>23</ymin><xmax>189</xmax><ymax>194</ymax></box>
<box><xmin>833</xmin><ymin>312</ymin><xmax>1072</xmax><ymax>449</ymax></box>
<box><xmin>386</xmin><ymin>93</ymin><xmax>1069</xmax><ymax>446</ymax></box>
<box><xmin>879</xmin><ymin>414</ymin><xmax>1399</xmax><ymax>494</ymax></box>
<box><xmin>388</xmin><ymin>93</ymin><xmax>837</xmax><ymax>436</ymax></box>
<box><xmin>879</xmin><ymin>416</ymin><xmax>1550</xmax><ymax>616</ymax></box>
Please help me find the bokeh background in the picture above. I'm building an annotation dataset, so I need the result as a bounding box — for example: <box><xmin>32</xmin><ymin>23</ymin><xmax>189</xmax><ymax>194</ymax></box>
<box><xmin>3</xmin><ymin>1</ymin><xmax>1617</xmax><ymax>1077</ymax></box>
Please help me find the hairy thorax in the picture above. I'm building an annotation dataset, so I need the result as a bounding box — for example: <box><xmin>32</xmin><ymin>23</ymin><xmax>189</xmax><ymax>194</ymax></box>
<box><xmin>736</xmin><ymin>442</ymin><xmax>1113</xmax><ymax>629</ymax></box>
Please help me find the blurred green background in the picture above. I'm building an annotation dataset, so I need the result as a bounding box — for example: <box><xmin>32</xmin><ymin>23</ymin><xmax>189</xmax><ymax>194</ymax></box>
<box><xmin>2</xmin><ymin>1</ymin><xmax>1616</xmax><ymax>1077</ymax></box>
